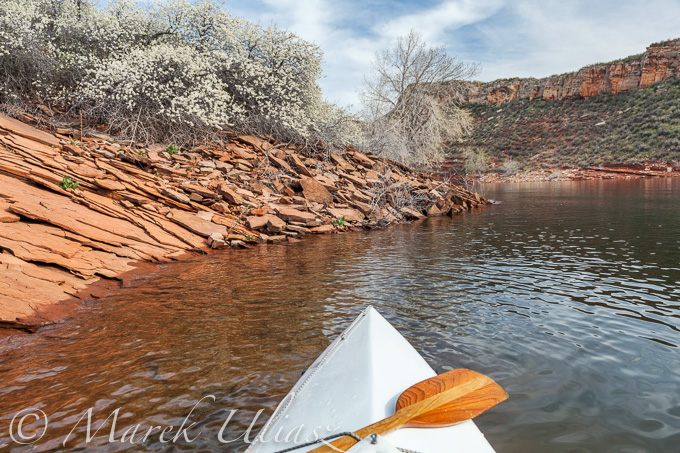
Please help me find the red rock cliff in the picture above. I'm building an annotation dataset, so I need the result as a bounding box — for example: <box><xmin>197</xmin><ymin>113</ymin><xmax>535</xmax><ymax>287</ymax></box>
<box><xmin>461</xmin><ymin>38</ymin><xmax>680</xmax><ymax>104</ymax></box>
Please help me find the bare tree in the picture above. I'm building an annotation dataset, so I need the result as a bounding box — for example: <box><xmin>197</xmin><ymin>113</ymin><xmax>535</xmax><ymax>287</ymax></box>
<box><xmin>361</xmin><ymin>30</ymin><xmax>479</xmax><ymax>169</ymax></box>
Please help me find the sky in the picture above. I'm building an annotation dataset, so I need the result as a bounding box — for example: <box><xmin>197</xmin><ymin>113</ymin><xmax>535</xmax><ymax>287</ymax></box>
<box><xmin>218</xmin><ymin>1</ymin><xmax>680</xmax><ymax>108</ymax></box>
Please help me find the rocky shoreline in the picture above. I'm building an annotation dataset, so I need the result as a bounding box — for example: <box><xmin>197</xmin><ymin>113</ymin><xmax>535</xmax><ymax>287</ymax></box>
<box><xmin>0</xmin><ymin>113</ymin><xmax>488</xmax><ymax>333</ymax></box>
<box><xmin>477</xmin><ymin>164</ymin><xmax>680</xmax><ymax>184</ymax></box>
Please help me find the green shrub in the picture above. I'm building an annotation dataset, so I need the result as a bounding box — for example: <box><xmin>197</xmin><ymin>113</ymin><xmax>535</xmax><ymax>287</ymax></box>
<box><xmin>59</xmin><ymin>175</ymin><xmax>79</xmax><ymax>189</ymax></box>
<box><xmin>457</xmin><ymin>77</ymin><xmax>680</xmax><ymax>167</ymax></box>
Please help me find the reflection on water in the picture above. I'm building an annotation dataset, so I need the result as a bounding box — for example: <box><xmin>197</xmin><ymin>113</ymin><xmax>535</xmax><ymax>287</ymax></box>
<box><xmin>0</xmin><ymin>178</ymin><xmax>679</xmax><ymax>452</ymax></box>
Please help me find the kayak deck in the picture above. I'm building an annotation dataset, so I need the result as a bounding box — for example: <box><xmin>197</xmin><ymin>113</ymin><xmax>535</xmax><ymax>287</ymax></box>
<box><xmin>247</xmin><ymin>307</ymin><xmax>497</xmax><ymax>452</ymax></box>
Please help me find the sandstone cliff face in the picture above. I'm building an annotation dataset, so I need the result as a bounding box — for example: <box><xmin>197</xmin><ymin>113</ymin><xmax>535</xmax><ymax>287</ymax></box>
<box><xmin>462</xmin><ymin>39</ymin><xmax>680</xmax><ymax>104</ymax></box>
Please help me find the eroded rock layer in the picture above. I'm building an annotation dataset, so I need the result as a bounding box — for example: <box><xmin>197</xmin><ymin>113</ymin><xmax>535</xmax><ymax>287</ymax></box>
<box><xmin>461</xmin><ymin>39</ymin><xmax>680</xmax><ymax>104</ymax></box>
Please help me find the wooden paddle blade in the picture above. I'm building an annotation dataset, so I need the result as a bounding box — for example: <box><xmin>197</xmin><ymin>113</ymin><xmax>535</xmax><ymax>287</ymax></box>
<box><xmin>396</xmin><ymin>368</ymin><xmax>508</xmax><ymax>428</ymax></box>
<box><xmin>309</xmin><ymin>369</ymin><xmax>508</xmax><ymax>452</ymax></box>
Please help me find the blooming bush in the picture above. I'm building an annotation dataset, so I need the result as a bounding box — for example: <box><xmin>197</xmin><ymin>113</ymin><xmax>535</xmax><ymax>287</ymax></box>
<box><xmin>0</xmin><ymin>0</ymin><xmax>358</xmax><ymax>147</ymax></box>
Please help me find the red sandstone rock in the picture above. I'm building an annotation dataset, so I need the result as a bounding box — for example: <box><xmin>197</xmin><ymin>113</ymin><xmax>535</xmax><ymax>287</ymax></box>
<box><xmin>0</xmin><ymin>202</ymin><xmax>20</xmax><ymax>222</ymax></box>
<box><xmin>265</xmin><ymin>215</ymin><xmax>287</xmax><ymax>233</ymax></box>
<box><xmin>286</xmin><ymin>224</ymin><xmax>310</xmax><ymax>235</ymax></box>
<box><xmin>0</xmin><ymin>113</ymin><xmax>61</xmax><ymax>147</ymax></box>
<box><xmin>400</xmin><ymin>207</ymin><xmax>425</xmax><ymax>220</ymax></box>
<box><xmin>247</xmin><ymin>214</ymin><xmax>283</xmax><ymax>232</ymax></box>
<box><xmin>327</xmin><ymin>207</ymin><xmax>365</xmax><ymax>223</ymax></box>
<box><xmin>181</xmin><ymin>183</ymin><xmax>216</xmax><ymax>198</ymax></box>
<box><xmin>351</xmin><ymin>201</ymin><xmax>374</xmax><ymax>217</ymax></box>
<box><xmin>310</xmin><ymin>224</ymin><xmax>333</xmax><ymax>234</ymax></box>
<box><xmin>276</xmin><ymin>207</ymin><xmax>319</xmax><ymax>226</ymax></box>
<box><xmin>269</xmin><ymin>155</ymin><xmax>292</xmax><ymax>172</ymax></box>
<box><xmin>249</xmin><ymin>207</ymin><xmax>271</xmax><ymax>216</ymax></box>
<box><xmin>0</xmin><ymin>222</ymin><xmax>133</xmax><ymax>278</ymax></box>
<box><xmin>426</xmin><ymin>204</ymin><xmax>443</xmax><ymax>217</ymax></box>
<box><xmin>290</xmin><ymin>153</ymin><xmax>312</xmax><ymax>177</ymax></box>
<box><xmin>314</xmin><ymin>174</ymin><xmax>338</xmax><ymax>192</ymax></box>
<box><xmin>167</xmin><ymin>209</ymin><xmax>227</xmax><ymax>238</ymax></box>
<box><xmin>0</xmin><ymin>111</ymin><xmax>489</xmax><ymax>332</ymax></box>
<box><xmin>330</xmin><ymin>153</ymin><xmax>355</xmax><ymax>172</ymax></box>
<box><xmin>349</xmin><ymin>151</ymin><xmax>374</xmax><ymax>168</ymax></box>
<box><xmin>94</xmin><ymin>178</ymin><xmax>126</xmax><ymax>191</ymax></box>
<box><xmin>340</xmin><ymin>172</ymin><xmax>367</xmax><ymax>187</ymax></box>
<box><xmin>160</xmin><ymin>186</ymin><xmax>191</xmax><ymax>204</ymax></box>
<box><xmin>218</xmin><ymin>184</ymin><xmax>244</xmax><ymax>205</ymax></box>
<box><xmin>238</xmin><ymin>135</ymin><xmax>271</xmax><ymax>151</ymax></box>
<box><xmin>208</xmin><ymin>232</ymin><xmax>228</xmax><ymax>249</ymax></box>
<box><xmin>460</xmin><ymin>39</ymin><xmax>680</xmax><ymax>105</ymax></box>
<box><xmin>300</xmin><ymin>176</ymin><xmax>333</xmax><ymax>205</ymax></box>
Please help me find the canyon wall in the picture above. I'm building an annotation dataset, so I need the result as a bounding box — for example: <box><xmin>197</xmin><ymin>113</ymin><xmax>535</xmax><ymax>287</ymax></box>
<box><xmin>461</xmin><ymin>39</ymin><xmax>680</xmax><ymax>104</ymax></box>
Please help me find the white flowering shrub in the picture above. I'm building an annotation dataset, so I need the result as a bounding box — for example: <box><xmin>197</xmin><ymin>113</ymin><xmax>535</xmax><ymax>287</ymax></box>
<box><xmin>81</xmin><ymin>42</ymin><xmax>241</xmax><ymax>143</ymax></box>
<box><xmin>0</xmin><ymin>0</ymin><xmax>354</xmax><ymax>147</ymax></box>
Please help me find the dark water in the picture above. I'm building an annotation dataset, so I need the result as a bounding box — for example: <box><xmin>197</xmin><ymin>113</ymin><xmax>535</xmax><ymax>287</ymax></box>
<box><xmin>1</xmin><ymin>178</ymin><xmax>679</xmax><ymax>452</ymax></box>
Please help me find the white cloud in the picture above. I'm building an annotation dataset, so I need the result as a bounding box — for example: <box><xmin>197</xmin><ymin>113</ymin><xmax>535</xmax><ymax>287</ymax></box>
<box><xmin>223</xmin><ymin>0</ymin><xmax>680</xmax><ymax>108</ymax></box>
<box><xmin>376</xmin><ymin>0</ymin><xmax>503</xmax><ymax>44</ymax></box>
<box><xmin>258</xmin><ymin>0</ymin><xmax>335</xmax><ymax>45</ymax></box>
<box><xmin>470</xmin><ymin>0</ymin><xmax>680</xmax><ymax>81</ymax></box>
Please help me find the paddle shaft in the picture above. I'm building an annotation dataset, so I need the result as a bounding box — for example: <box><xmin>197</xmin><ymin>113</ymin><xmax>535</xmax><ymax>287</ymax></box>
<box><xmin>309</xmin><ymin>375</ymin><xmax>493</xmax><ymax>452</ymax></box>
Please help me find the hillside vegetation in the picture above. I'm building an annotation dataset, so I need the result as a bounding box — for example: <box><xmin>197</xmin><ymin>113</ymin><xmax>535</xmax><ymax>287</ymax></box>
<box><xmin>456</xmin><ymin>77</ymin><xmax>680</xmax><ymax>169</ymax></box>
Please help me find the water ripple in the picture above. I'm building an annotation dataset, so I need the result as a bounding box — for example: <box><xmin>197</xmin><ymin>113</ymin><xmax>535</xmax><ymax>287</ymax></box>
<box><xmin>0</xmin><ymin>179</ymin><xmax>679</xmax><ymax>452</ymax></box>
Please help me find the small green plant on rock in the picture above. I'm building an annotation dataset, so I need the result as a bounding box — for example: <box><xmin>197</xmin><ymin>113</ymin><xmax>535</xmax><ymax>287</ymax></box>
<box><xmin>59</xmin><ymin>175</ymin><xmax>79</xmax><ymax>190</ymax></box>
<box><xmin>134</xmin><ymin>149</ymin><xmax>147</xmax><ymax>156</ymax></box>
<box><xmin>245</xmin><ymin>235</ymin><xmax>254</xmax><ymax>241</ymax></box>
<box><xmin>166</xmin><ymin>144</ymin><xmax>179</xmax><ymax>155</ymax></box>
<box><xmin>332</xmin><ymin>216</ymin><xmax>346</xmax><ymax>227</ymax></box>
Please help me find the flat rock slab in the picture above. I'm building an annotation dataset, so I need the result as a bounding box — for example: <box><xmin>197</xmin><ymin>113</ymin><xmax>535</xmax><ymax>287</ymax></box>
<box><xmin>350</xmin><ymin>151</ymin><xmax>374</xmax><ymax>168</ymax></box>
<box><xmin>269</xmin><ymin>155</ymin><xmax>292</xmax><ymax>172</ymax></box>
<box><xmin>0</xmin><ymin>202</ymin><xmax>20</xmax><ymax>222</ymax></box>
<box><xmin>311</xmin><ymin>224</ymin><xmax>333</xmax><ymax>234</ymax></box>
<box><xmin>0</xmin><ymin>174</ymin><xmax>177</xmax><ymax>260</ymax></box>
<box><xmin>0</xmin><ymin>222</ymin><xmax>134</xmax><ymax>278</ymax></box>
<box><xmin>218</xmin><ymin>184</ymin><xmax>244</xmax><ymax>205</ymax></box>
<box><xmin>276</xmin><ymin>207</ymin><xmax>320</xmax><ymax>226</ymax></box>
<box><xmin>340</xmin><ymin>172</ymin><xmax>367</xmax><ymax>187</ymax></box>
<box><xmin>327</xmin><ymin>207</ymin><xmax>366</xmax><ymax>223</ymax></box>
<box><xmin>300</xmin><ymin>176</ymin><xmax>332</xmax><ymax>205</ymax></box>
<box><xmin>246</xmin><ymin>214</ymin><xmax>286</xmax><ymax>233</ymax></box>
<box><xmin>167</xmin><ymin>209</ymin><xmax>228</xmax><ymax>238</ymax></box>
<box><xmin>0</xmin><ymin>113</ymin><xmax>61</xmax><ymax>147</ymax></box>
<box><xmin>400</xmin><ymin>207</ymin><xmax>425</xmax><ymax>220</ymax></box>
<box><xmin>238</xmin><ymin>135</ymin><xmax>271</xmax><ymax>151</ymax></box>
<box><xmin>0</xmin><ymin>252</ymin><xmax>96</xmax><ymax>324</ymax></box>
<box><xmin>94</xmin><ymin>178</ymin><xmax>126</xmax><ymax>191</ymax></box>
<box><xmin>160</xmin><ymin>186</ymin><xmax>191</xmax><ymax>204</ymax></box>
<box><xmin>330</xmin><ymin>153</ymin><xmax>355</xmax><ymax>172</ymax></box>
<box><xmin>290</xmin><ymin>153</ymin><xmax>312</xmax><ymax>177</ymax></box>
